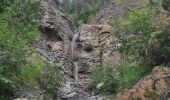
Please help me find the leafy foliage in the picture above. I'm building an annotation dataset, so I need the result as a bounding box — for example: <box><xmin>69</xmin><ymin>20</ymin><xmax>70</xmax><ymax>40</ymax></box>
<box><xmin>40</xmin><ymin>64</ymin><xmax>61</xmax><ymax>99</ymax></box>
<box><xmin>0</xmin><ymin>0</ymin><xmax>43</xmax><ymax>98</ymax></box>
<box><xmin>114</xmin><ymin>2</ymin><xmax>170</xmax><ymax>66</ymax></box>
<box><xmin>90</xmin><ymin>59</ymin><xmax>151</xmax><ymax>94</ymax></box>
<box><xmin>114</xmin><ymin>8</ymin><xmax>156</xmax><ymax>66</ymax></box>
<box><xmin>149</xmin><ymin>15</ymin><xmax>170</xmax><ymax>66</ymax></box>
<box><xmin>117</xmin><ymin>55</ymin><xmax>152</xmax><ymax>89</ymax></box>
<box><xmin>90</xmin><ymin>66</ymin><xmax>120</xmax><ymax>94</ymax></box>
<box><xmin>22</xmin><ymin>54</ymin><xmax>46</xmax><ymax>87</ymax></box>
<box><xmin>61</xmin><ymin>0</ymin><xmax>111</xmax><ymax>25</ymax></box>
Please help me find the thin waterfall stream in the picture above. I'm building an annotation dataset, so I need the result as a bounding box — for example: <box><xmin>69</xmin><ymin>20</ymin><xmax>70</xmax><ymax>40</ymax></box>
<box><xmin>71</xmin><ymin>32</ymin><xmax>79</xmax><ymax>83</ymax></box>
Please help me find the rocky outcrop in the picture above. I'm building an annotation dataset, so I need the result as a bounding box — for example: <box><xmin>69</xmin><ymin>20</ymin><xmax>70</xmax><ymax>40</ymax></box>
<box><xmin>117</xmin><ymin>66</ymin><xmax>170</xmax><ymax>100</ymax></box>
<box><xmin>37</xmin><ymin>0</ymin><xmax>79</xmax><ymax>99</ymax></box>
<box><xmin>37</xmin><ymin>0</ymin><xmax>76</xmax><ymax>78</ymax></box>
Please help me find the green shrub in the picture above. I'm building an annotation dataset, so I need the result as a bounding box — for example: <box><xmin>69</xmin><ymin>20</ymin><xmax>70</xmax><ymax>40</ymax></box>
<box><xmin>114</xmin><ymin>8</ymin><xmax>157</xmax><ymax>66</ymax></box>
<box><xmin>0</xmin><ymin>96</ymin><xmax>6</xmax><ymax>100</ymax></box>
<box><xmin>90</xmin><ymin>55</ymin><xmax>152</xmax><ymax>95</ymax></box>
<box><xmin>0</xmin><ymin>0</ymin><xmax>42</xmax><ymax>98</ymax></box>
<box><xmin>118</xmin><ymin>55</ymin><xmax>152</xmax><ymax>89</ymax></box>
<box><xmin>0</xmin><ymin>77</ymin><xmax>15</xmax><ymax>99</ymax></box>
<box><xmin>84</xmin><ymin>43</ymin><xmax>93</xmax><ymax>52</ymax></box>
<box><xmin>62</xmin><ymin>0</ymin><xmax>111</xmax><ymax>25</ymax></box>
<box><xmin>148</xmin><ymin>15</ymin><xmax>170</xmax><ymax>66</ymax></box>
<box><xmin>90</xmin><ymin>66</ymin><xmax>120</xmax><ymax>94</ymax></box>
<box><xmin>40</xmin><ymin>64</ymin><xmax>61</xmax><ymax>99</ymax></box>
<box><xmin>114</xmin><ymin>7</ymin><xmax>170</xmax><ymax>66</ymax></box>
<box><xmin>22</xmin><ymin>54</ymin><xmax>46</xmax><ymax>87</ymax></box>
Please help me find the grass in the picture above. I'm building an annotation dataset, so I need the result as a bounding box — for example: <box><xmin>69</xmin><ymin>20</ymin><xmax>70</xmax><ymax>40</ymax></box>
<box><xmin>90</xmin><ymin>54</ymin><xmax>152</xmax><ymax>95</ymax></box>
<box><xmin>22</xmin><ymin>54</ymin><xmax>46</xmax><ymax>87</ymax></box>
<box><xmin>118</xmin><ymin>54</ymin><xmax>152</xmax><ymax>89</ymax></box>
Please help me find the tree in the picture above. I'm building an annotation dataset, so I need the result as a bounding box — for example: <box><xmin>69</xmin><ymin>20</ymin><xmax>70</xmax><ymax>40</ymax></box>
<box><xmin>0</xmin><ymin>0</ymin><xmax>42</xmax><ymax>98</ymax></box>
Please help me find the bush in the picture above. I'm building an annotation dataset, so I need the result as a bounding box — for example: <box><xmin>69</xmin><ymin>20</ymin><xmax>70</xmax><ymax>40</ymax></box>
<box><xmin>118</xmin><ymin>55</ymin><xmax>152</xmax><ymax>89</ymax></box>
<box><xmin>40</xmin><ymin>64</ymin><xmax>61</xmax><ymax>99</ymax></box>
<box><xmin>114</xmin><ymin>8</ymin><xmax>157</xmax><ymax>66</ymax></box>
<box><xmin>84</xmin><ymin>43</ymin><xmax>93</xmax><ymax>52</ymax></box>
<box><xmin>149</xmin><ymin>15</ymin><xmax>170</xmax><ymax>66</ymax></box>
<box><xmin>0</xmin><ymin>0</ymin><xmax>42</xmax><ymax>98</ymax></box>
<box><xmin>90</xmin><ymin>59</ymin><xmax>152</xmax><ymax>95</ymax></box>
<box><xmin>0</xmin><ymin>77</ymin><xmax>15</xmax><ymax>99</ymax></box>
<box><xmin>61</xmin><ymin>0</ymin><xmax>111</xmax><ymax>25</ymax></box>
<box><xmin>90</xmin><ymin>66</ymin><xmax>120</xmax><ymax>94</ymax></box>
<box><xmin>114</xmin><ymin>7</ymin><xmax>170</xmax><ymax>66</ymax></box>
<box><xmin>22</xmin><ymin>54</ymin><xmax>46</xmax><ymax>87</ymax></box>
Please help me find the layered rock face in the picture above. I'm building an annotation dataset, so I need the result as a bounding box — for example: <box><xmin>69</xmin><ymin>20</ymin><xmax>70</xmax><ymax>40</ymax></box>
<box><xmin>117</xmin><ymin>66</ymin><xmax>170</xmax><ymax>100</ymax></box>
<box><xmin>38</xmin><ymin>0</ymin><xmax>76</xmax><ymax>78</ymax></box>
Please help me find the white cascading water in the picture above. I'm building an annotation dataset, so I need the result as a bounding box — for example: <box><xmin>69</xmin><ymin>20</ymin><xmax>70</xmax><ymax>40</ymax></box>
<box><xmin>71</xmin><ymin>32</ymin><xmax>79</xmax><ymax>83</ymax></box>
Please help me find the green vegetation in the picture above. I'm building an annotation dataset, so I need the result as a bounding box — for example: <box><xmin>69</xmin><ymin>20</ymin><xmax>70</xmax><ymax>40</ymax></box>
<box><xmin>115</xmin><ymin>8</ymin><xmax>156</xmax><ymax>66</ymax></box>
<box><xmin>84</xmin><ymin>43</ymin><xmax>93</xmax><ymax>52</ymax></box>
<box><xmin>1</xmin><ymin>0</ymin><xmax>170</xmax><ymax>99</ymax></box>
<box><xmin>90</xmin><ymin>59</ymin><xmax>151</xmax><ymax>95</ymax></box>
<box><xmin>0</xmin><ymin>0</ymin><xmax>46</xmax><ymax>99</ymax></box>
<box><xmin>61</xmin><ymin>0</ymin><xmax>111</xmax><ymax>25</ymax></box>
<box><xmin>115</xmin><ymin>7</ymin><xmax>170</xmax><ymax>66</ymax></box>
<box><xmin>22</xmin><ymin>54</ymin><xmax>46</xmax><ymax>86</ymax></box>
<box><xmin>117</xmin><ymin>55</ymin><xmax>152</xmax><ymax>89</ymax></box>
<box><xmin>90</xmin><ymin>66</ymin><xmax>120</xmax><ymax>94</ymax></box>
<box><xmin>91</xmin><ymin>6</ymin><xmax>156</xmax><ymax>95</ymax></box>
<box><xmin>40</xmin><ymin>64</ymin><xmax>61</xmax><ymax>99</ymax></box>
<box><xmin>91</xmin><ymin>0</ymin><xmax>170</xmax><ymax>97</ymax></box>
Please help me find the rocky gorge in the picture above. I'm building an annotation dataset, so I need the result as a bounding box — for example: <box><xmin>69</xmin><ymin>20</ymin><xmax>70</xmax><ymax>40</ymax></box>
<box><xmin>1</xmin><ymin>0</ymin><xmax>170</xmax><ymax>100</ymax></box>
<box><xmin>36</xmin><ymin>0</ymin><xmax>121</xmax><ymax>99</ymax></box>
<box><xmin>35</xmin><ymin>0</ymin><xmax>170</xmax><ymax>100</ymax></box>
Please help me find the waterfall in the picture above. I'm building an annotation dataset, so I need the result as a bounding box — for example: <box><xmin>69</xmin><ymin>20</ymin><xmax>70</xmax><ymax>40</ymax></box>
<box><xmin>74</xmin><ymin>62</ymin><xmax>79</xmax><ymax>83</ymax></box>
<box><xmin>71</xmin><ymin>32</ymin><xmax>79</xmax><ymax>83</ymax></box>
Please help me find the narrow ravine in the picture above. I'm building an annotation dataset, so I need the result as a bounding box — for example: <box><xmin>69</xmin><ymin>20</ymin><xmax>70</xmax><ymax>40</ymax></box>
<box><xmin>39</xmin><ymin>1</ymin><xmax>123</xmax><ymax>100</ymax></box>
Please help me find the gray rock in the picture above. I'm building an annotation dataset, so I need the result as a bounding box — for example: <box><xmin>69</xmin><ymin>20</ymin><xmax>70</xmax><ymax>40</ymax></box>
<box><xmin>14</xmin><ymin>98</ymin><xmax>28</xmax><ymax>100</ymax></box>
<box><xmin>67</xmin><ymin>92</ymin><xmax>77</xmax><ymax>98</ymax></box>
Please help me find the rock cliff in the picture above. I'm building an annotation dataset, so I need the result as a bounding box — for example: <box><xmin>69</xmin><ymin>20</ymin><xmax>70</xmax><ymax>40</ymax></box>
<box><xmin>37</xmin><ymin>1</ymin><xmax>120</xmax><ymax>100</ymax></box>
<box><xmin>38</xmin><ymin>0</ymin><xmax>76</xmax><ymax>79</ymax></box>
